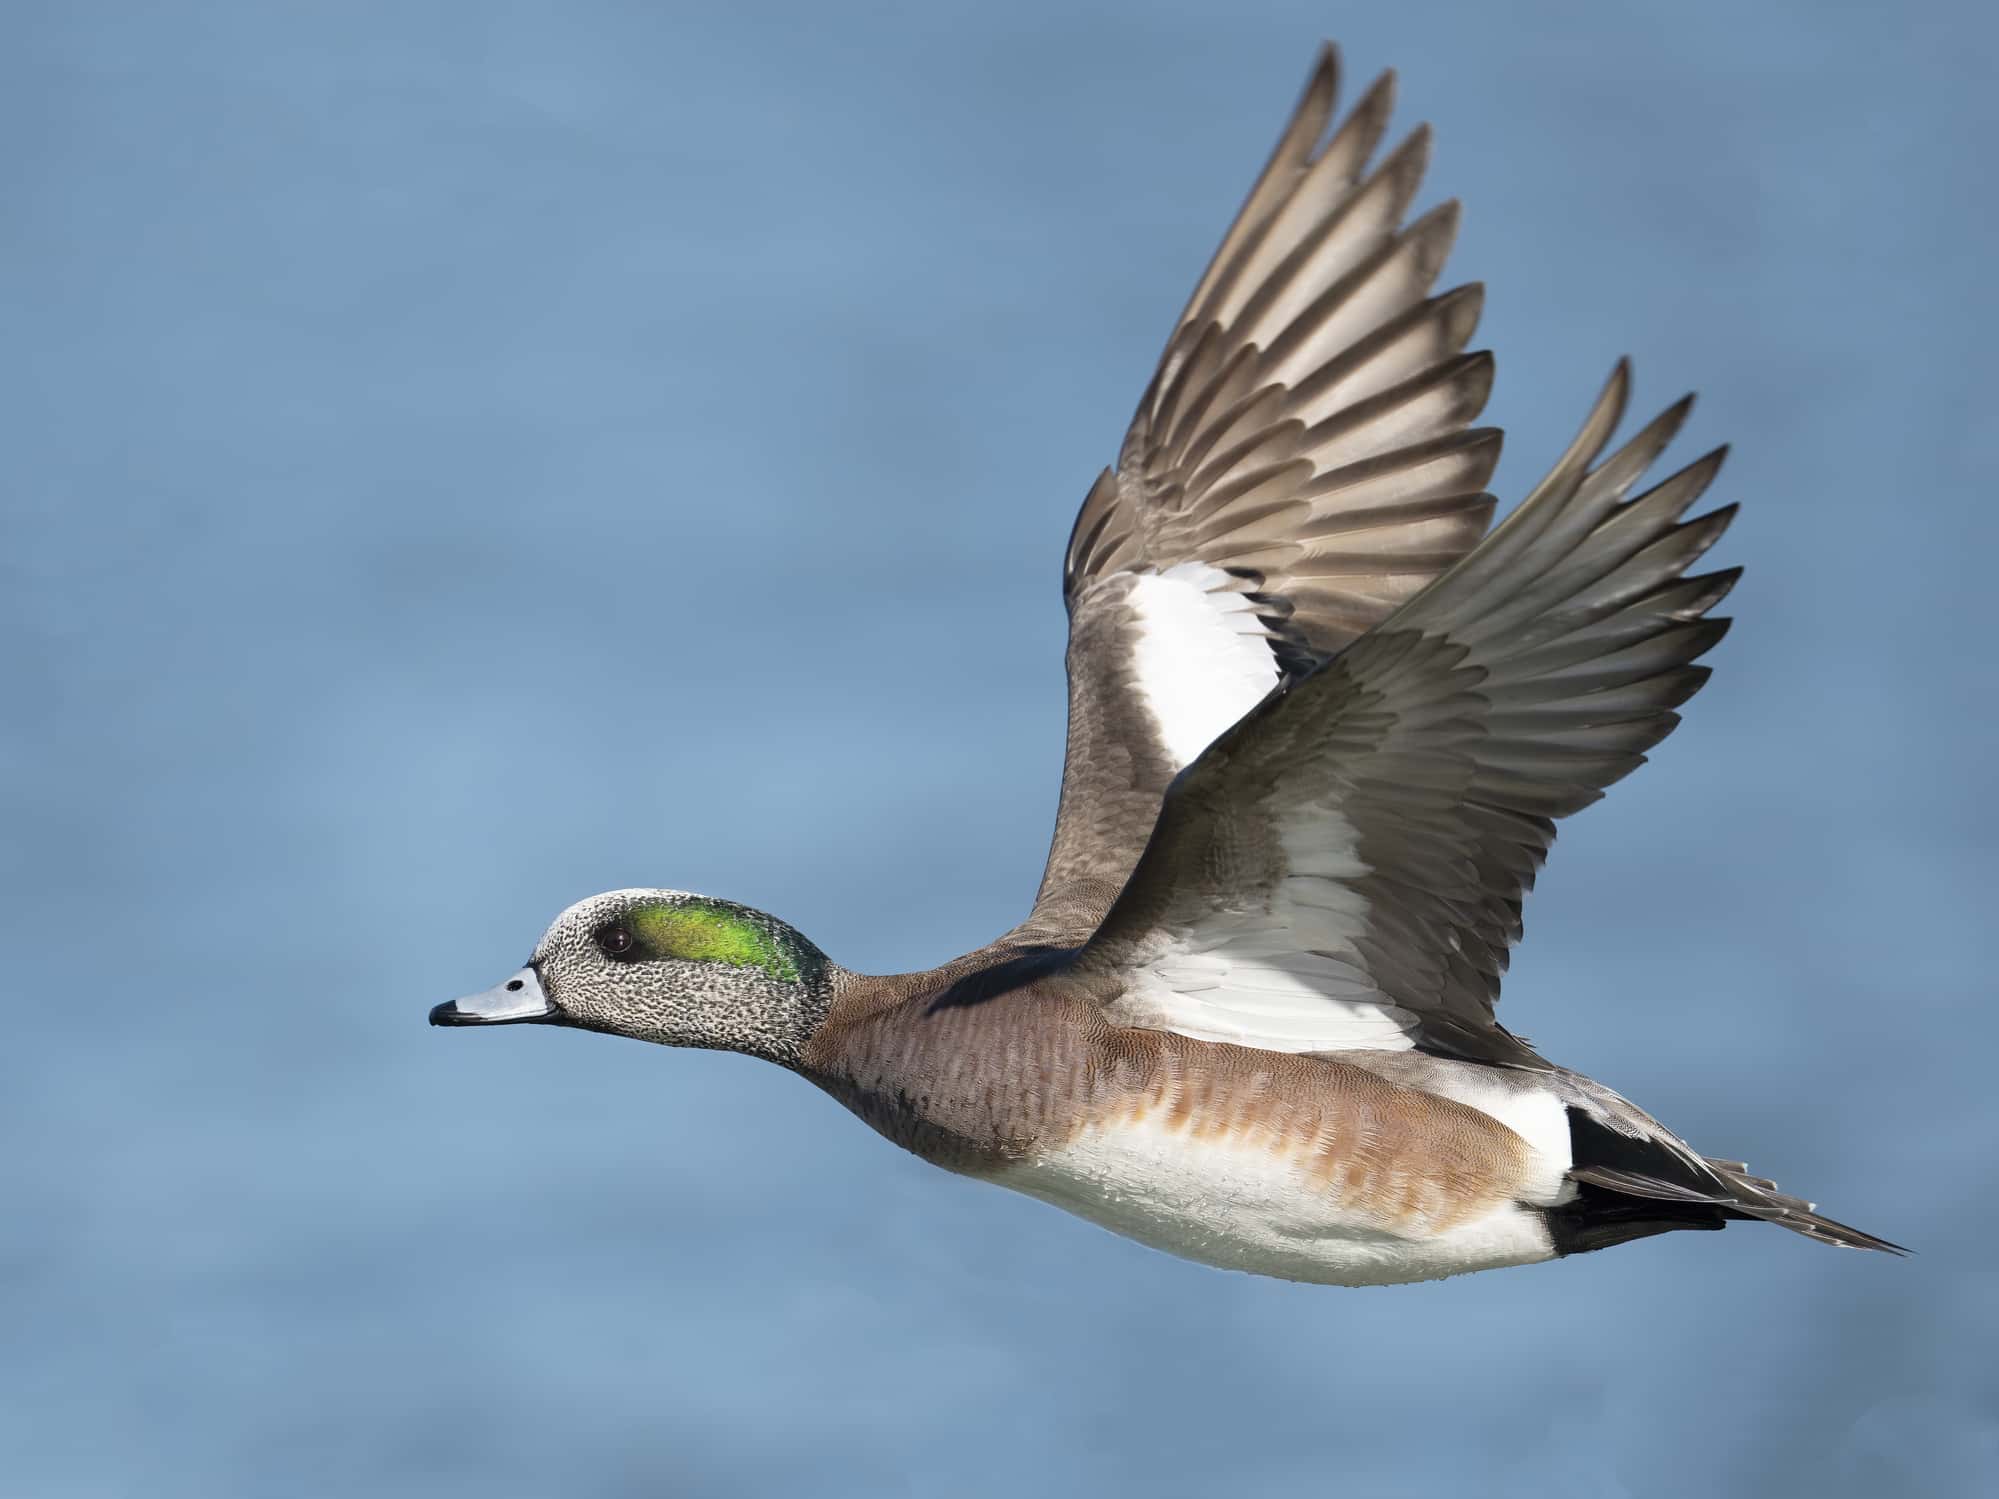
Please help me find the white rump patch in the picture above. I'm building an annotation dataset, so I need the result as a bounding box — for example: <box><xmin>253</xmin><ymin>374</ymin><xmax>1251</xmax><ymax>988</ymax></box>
<box><xmin>1416</xmin><ymin>1072</ymin><xmax>1574</xmax><ymax>1207</ymax></box>
<box><xmin>1126</xmin><ymin>564</ymin><xmax>1280</xmax><ymax>767</ymax></box>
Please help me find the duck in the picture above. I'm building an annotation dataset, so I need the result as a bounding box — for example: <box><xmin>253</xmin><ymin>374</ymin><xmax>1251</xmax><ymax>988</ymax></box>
<box><xmin>430</xmin><ymin>42</ymin><xmax>1901</xmax><ymax>1285</ymax></box>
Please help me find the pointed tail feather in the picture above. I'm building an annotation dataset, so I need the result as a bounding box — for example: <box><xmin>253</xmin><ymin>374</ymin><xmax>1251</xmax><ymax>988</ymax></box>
<box><xmin>1699</xmin><ymin>1159</ymin><xmax>1909</xmax><ymax>1255</ymax></box>
<box><xmin>1555</xmin><ymin>1101</ymin><xmax>1907</xmax><ymax>1257</ymax></box>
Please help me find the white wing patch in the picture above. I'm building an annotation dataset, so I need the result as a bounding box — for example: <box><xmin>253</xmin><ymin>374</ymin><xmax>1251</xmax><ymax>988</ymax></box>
<box><xmin>1113</xmin><ymin>802</ymin><xmax>1420</xmax><ymax>1053</ymax></box>
<box><xmin>1125</xmin><ymin>564</ymin><xmax>1281</xmax><ymax>767</ymax></box>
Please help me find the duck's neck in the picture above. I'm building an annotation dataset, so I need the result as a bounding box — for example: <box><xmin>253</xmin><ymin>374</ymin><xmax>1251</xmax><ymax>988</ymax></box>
<box><xmin>791</xmin><ymin>939</ymin><xmax>1098</xmax><ymax>1167</ymax></box>
<box><xmin>723</xmin><ymin>959</ymin><xmax>849</xmax><ymax>1070</ymax></box>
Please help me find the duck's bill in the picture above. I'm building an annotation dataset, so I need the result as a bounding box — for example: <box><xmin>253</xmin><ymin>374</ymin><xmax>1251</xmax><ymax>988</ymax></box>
<box><xmin>430</xmin><ymin>966</ymin><xmax>558</xmax><ymax>1026</ymax></box>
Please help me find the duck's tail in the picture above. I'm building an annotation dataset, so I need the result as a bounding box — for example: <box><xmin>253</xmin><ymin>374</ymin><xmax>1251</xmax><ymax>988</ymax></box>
<box><xmin>1546</xmin><ymin>1091</ymin><xmax>1907</xmax><ymax>1258</ymax></box>
<box><xmin>1692</xmin><ymin>1157</ymin><xmax>1907</xmax><ymax>1253</ymax></box>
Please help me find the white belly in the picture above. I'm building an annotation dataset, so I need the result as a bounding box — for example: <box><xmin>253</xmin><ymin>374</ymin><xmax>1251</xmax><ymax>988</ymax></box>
<box><xmin>995</xmin><ymin>1112</ymin><xmax>1558</xmax><ymax>1287</ymax></box>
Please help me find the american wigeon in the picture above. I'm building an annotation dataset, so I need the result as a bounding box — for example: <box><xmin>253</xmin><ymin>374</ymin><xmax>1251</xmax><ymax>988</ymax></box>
<box><xmin>432</xmin><ymin>44</ymin><xmax>1901</xmax><ymax>1284</ymax></box>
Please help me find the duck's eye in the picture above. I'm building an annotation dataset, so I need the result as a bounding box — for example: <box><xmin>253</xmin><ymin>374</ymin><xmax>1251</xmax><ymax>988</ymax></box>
<box><xmin>597</xmin><ymin>925</ymin><xmax>636</xmax><ymax>959</ymax></box>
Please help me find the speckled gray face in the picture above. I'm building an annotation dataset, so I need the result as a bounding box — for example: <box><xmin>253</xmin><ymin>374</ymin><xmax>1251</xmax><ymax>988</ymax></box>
<box><xmin>433</xmin><ymin>889</ymin><xmax>837</xmax><ymax>1068</ymax></box>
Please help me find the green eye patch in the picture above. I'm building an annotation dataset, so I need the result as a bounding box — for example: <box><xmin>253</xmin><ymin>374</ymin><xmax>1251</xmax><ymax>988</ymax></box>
<box><xmin>626</xmin><ymin>899</ymin><xmax>803</xmax><ymax>983</ymax></box>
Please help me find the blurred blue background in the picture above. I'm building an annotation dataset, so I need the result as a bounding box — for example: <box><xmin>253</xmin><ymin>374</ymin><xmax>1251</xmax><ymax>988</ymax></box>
<box><xmin>5</xmin><ymin>1</ymin><xmax>1993</xmax><ymax>1494</ymax></box>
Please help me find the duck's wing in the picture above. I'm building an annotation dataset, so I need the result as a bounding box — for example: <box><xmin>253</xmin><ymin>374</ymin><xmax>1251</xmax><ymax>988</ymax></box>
<box><xmin>1025</xmin><ymin>45</ymin><xmax>1499</xmax><ymax>942</ymax></box>
<box><xmin>1058</xmin><ymin>364</ymin><xmax>1736</xmax><ymax>1067</ymax></box>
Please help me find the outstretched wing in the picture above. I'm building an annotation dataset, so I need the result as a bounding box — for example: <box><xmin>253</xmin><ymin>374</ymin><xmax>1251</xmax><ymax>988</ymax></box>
<box><xmin>1066</xmin><ymin>364</ymin><xmax>1737</xmax><ymax>1067</ymax></box>
<box><xmin>1025</xmin><ymin>45</ymin><xmax>1500</xmax><ymax>942</ymax></box>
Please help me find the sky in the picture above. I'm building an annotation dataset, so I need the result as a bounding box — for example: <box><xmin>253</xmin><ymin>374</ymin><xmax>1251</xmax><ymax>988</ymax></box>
<box><xmin>4</xmin><ymin>1</ymin><xmax>1995</xmax><ymax>1494</ymax></box>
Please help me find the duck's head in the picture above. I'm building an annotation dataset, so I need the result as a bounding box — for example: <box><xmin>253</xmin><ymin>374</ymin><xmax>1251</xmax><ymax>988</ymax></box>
<box><xmin>430</xmin><ymin>889</ymin><xmax>838</xmax><ymax>1067</ymax></box>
